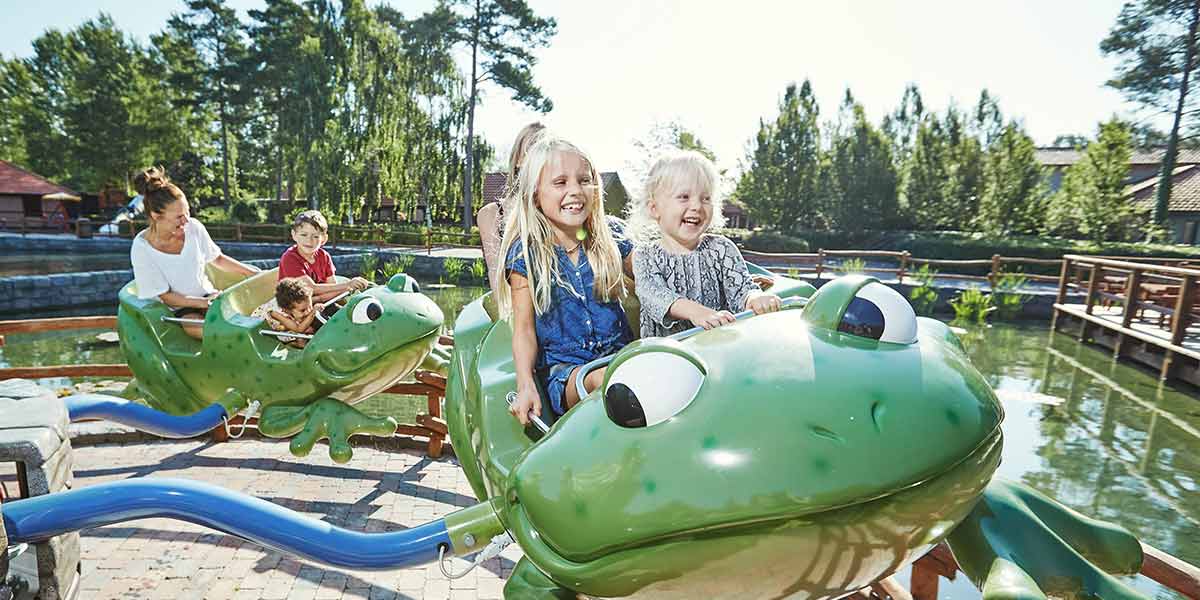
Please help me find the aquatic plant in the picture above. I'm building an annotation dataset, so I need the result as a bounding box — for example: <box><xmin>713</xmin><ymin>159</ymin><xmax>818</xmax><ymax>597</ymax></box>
<box><xmin>470</xmin><ymin>258</ymin><xmax>487</xmax><ymax>282</ymax></box>
<box><xmin>359</xmin><ymin>254</ymin><xmax>379</xmax><ymax>282</ymax></box>
<box><xmin>443</xmin><ymin>257</ymin><xmax>465</xmax><ymax>283</ymax></box>
<box><xmin>950</xmin><ymin>287</ymin><xmax>994</xmax><ymax>323</ymax></box>
<box><xmin>839</xmin><ymin>258</ymin><xmax>866</xmax><ymax>274</ymax></box>
<box><xmin>992</xmin><ymin>272</ymin><xmax>1029</xmax><ymax>320</ymax></box>
<box><xmin>908</xmin><ymin>265</ymin><xmax>939</xmax><ymax>316</ymax></box>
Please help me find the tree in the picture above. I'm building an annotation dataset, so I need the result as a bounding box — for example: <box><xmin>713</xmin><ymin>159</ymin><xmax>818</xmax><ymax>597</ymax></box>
<box><xmin>735</xmin><ymin>81</ymin><xmax>823</xmax><ymax>232</ymax></box>
<box><xmin>1052</xmin><ymin>134</ymin><xmax>1090</xmax><ymax>148</ymax></box>
<box><xmin>628</xmin><ymin>120</ymin><xmax>720</xmax><ymax>190</ymax></box>
<box><xmin>903</xmin><ymin>114</ymin><xmax>950</xmax><ymax>229</ymax></box>
<box><xmin>448</xmin><ymin>0</ymin><xmax>556</xmax><ymax>230</ymax></box>
<box><xmin>1101</xmin><ymin>0</ymin><xmax>1200</xmax><ymax>229</ymax></box>
<box><xmin>824</xmin><ymin>100</ymin><xmax>897</xmax><ymax>230</ymax></box>
<box><xmin>1045</xmin><ymin>119</ymin><xmax>1141</xmax><ymax>242</ymax></box>
<box><xmin>944</xmin><ymin>105</ymin><xmax>985</xmax><ymax>228</ymax></box>
<box><xmin>165</xmin><ymin>0</ymin><xmax>251</xmax><ymax>203</ymax></box>
<box><xmin>978</xmin><ymin>123</ymin><xmax>1047</xmax><ymax>235</ymax></box>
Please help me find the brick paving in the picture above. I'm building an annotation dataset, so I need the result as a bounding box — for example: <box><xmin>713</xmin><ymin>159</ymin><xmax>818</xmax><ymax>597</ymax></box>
<box><xmin>1</xmin><ymin>438</ymin><xmax>521</xmax><ymax>599</ymax></box>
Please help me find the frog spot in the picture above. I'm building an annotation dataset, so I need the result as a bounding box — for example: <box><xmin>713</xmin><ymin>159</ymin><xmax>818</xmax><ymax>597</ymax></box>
<box><xmin>642</xmin><ymin>479</ymin><xmax>657</xmax><ymax>494</ymax></box>
<box><xmin>945</xmin><ymin>409</ymin><xmax>961</xmax><ymax>426</ymax></box>
<box><xmin>812</xmin><ymin>457</ymin><xmax>831</xmax><ymax>473</ymax></box>
<box><xmin>702</xmin><ymin>435</ymin><xmax>718</xmax><ymax>449</ymax></box>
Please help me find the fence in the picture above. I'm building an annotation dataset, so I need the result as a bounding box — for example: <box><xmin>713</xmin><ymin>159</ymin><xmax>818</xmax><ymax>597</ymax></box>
<box><xmin>740</xmin><ymin>248</ymin><xmax>1067</xmax><ymax>286</ymax></box>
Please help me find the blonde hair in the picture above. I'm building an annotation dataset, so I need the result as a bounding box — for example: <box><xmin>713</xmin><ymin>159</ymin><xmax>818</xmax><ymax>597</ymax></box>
<box><xmin>507</xmin><ymin>122</ymin><xmax>547</xmax><ymax>183</ymax></box>
<box><xmin>627</xmin><ymin>150</ymin><xmax>725</xmax><ymax>244</ymax></box>
<box><xmin>497</xmin><ymin>135</ymin><xmax>627</xmax><ymax>317</ymax></box>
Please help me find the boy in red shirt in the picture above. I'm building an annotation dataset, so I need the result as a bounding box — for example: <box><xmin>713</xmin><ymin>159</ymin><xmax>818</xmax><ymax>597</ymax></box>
<box><xmin>279</xmin><ymin>210</ymin><xmax>370</xmax><ymax>303</ymax></box>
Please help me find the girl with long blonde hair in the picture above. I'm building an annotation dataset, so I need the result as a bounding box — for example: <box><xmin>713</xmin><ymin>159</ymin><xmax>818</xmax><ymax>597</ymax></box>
<box><xmin>498</xmin><ymin>135</ymin><xmax>634</xmax><ymax>423</ymax></box>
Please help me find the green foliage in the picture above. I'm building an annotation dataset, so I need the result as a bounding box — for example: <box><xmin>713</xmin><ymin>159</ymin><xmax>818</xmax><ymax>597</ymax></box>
<box><xmin>360</xmin><ymin>254</ymin><xmax>379</xmax><ymax>282</ymax></box>
<box><xmin>736</xmin><ymin>80</ymin><xmax>823</xmax><ymax>232</ymax></box>
<box><xmin>1101</xmin><ymin>0</ymin><xmax>1200</xmax><ymax>225</ymax></box>
<box><xmin>977</xmin><ymin>123</ymin><xmax>1047</xmax><ymax>235</ymax></box>
<box><xmin>446</xmin><ymin>0</ymin><xmax>557</xmax><ymax>227</ymax></box>
<box><xmin>198</xmin><ymin>206</ymin><xmax>231</xmax><ymax>223</ymax></box>
<box><xmin>824</xmin><ymin>97</ymin><xmax>898</xmax><ymax>229</ymax></box>
<box><xmin>228</xmin><ymin>199</ymin><xmax>266</xmax><ymax>223</ymax></box>
<box><xmin>740</xmin><ymin>231</ymin><xmax>812</xmax><ymax>253</ymax></box>
<box><xmin>443</xmin><ymin>256</ymin><xmax>465</xmax><ymax>282</ymax></box>
<box><xmin>908</xmin><ymin>265</ymin><xmax>939</xmax><ymax>316</ymax></box>
<box><xmin>950</xmin><ymin>288</ymin><xmax>994</xmax><ymax>323</ymax></box>
<box><xmin>992</xmin><ymin>272</ymin><xmax>1030</xmax><ymax>320</ymax></box>
<box><xmin>394</xmin><ymin>253</ymin><xmax>416</xmax><ymax>273</ymax></box>
<box><xmin>1045</xmin><ymin>118</ymin><xmax>1146</xmax><ymax>242</ymax></box>
<box><xmin>838</xmin><ymin>257</ymin><xmax>866</xmax><ymax>274</ymax></box>
<box><xmin>470</xmin><ymin>258</ymin><xmax>487</xmax><ymax>281</ymax></box>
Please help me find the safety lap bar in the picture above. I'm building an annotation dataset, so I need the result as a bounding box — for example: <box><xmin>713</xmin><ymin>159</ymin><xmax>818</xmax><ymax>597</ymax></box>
<box><xmin>573</xmin><ymin>295</ymin><xmax>809</xmax><ymax>401</ymax></box>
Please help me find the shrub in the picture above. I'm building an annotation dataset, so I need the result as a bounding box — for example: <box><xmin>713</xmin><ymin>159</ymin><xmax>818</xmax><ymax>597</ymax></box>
<box><xmin>360</xmin><ymin>254</ymin><xmax>379</xmax><ymax>282</ymax></box>
<box><xmin>950</xmin><ymin>288</ymin><xmax>994</xmax><ymax>323</ymax></box>
<box><xmin>908</xmin><ymin>265</ymin><xmax>939</xmax><ymax>316</ymax></box>
<box><xmin>742</xmin><ymin>231</ymin><xmax>811</xmax><ymax>253</ymax></box>
<box><xmin>470</xmin><ymin>259</ymin><xmax>487</xmax><ymax>282</ymax></box>
<box><xmin>992</xmin><ymin>272</ymin><xmax>1030</xmax><ymax>320</ymax></box>
<box><xmin>228</xmin><ymin>199</ymin><xmax>266</xmax><ymax>223</ymax></box>
<box><xmin>443</xmin><ymin>257</ymin><xmax>465</xmax><ymax>282</ymax></box>
<box><xmin>838</xmin><ymin>257</ymin><xmax>866</xmax><ymax>274</ymax></box>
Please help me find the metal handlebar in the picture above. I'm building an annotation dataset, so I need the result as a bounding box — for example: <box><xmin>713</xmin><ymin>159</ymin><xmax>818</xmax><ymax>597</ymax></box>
<box><xmin>505</xmin><ymin>391</ymin><xmax>550</xmax><ymax>434</ymax></box>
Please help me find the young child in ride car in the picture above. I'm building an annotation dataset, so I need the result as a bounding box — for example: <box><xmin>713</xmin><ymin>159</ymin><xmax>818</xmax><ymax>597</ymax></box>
<box><xmin>630</xmin><ymin>150</ymin><xmax>781</xmax><ymax>338</ymax></box>
<box><xmin>498</xmin><ymin>134</ymin><xmax>635</xmax><ymax>424</ymax></box>
<box><xmin>252</xmin><ymin>277</ymin><xmax>319</xmax><ymax>348</ymax></box>
<box><xmin>279</xmin><ymin>210</ymin><xmax>370</xmax><ymax>303</ymax></box>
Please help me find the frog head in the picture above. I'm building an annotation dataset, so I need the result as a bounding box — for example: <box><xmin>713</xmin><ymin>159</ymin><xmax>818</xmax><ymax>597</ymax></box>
<box><xmin>503</xmin><ymin>275</ymin><xmax>1003</xmax><ymax>596</ymax></box>
<box><xmin>303</xmin><ymin>274</ymin><xmax>444</xmax><ymax>395</ymax></box>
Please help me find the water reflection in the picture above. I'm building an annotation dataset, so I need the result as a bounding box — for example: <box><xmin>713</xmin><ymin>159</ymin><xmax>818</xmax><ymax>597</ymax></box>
<box><xmin>956</xmin><ymin>321</ymin><xmax>1200</xmax><ymax>569</ymax></box>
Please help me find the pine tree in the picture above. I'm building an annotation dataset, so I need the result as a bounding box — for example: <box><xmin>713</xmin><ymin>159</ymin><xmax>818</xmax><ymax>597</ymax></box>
<box><xmin>735</xmin><ymin>81</ymin><xmax>822</xmax><ymax>232</ymax></box>
<box><xmin>1045</xmin><ymin>119</ymin><xmax>1140</xmax><ymax>242</ymax></box>
<box><xmin>978</xmin><ymin>123</ymin><xmax>1047</xmax><ymax>235</ymax></box>
<box><xmin>825</xmin><ymin>101</ymin><xmax>897</xmax><ymax>230</ymax></box>
<box><xmin>904</xmin><ymin>115</ymin><xmax>949</xmax><ymax>229</ymax></box>
<box><xmin>1101</xmin><ymin>0</ymin><xmax>1200</xmax><ymax>230</ymax></box>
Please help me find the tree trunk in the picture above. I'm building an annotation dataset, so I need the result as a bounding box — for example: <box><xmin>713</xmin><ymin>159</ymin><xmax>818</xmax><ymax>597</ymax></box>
<box><xmin>1154</xmin><ymin>0</ymin><xmax>1200</xmax><ymax>233</ymax></box>
<box><xmin>219</xmin><ymin>90</ymin><xmax>232</xmax><ymax>204</ymax></box>
<box><xmin>461</xmin><ymin>0</ymin><xmax>481</xmax><ymax>232</ymax></box>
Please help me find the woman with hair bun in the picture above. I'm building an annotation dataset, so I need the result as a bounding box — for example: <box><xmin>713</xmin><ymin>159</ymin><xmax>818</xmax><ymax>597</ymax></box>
<box><xmin>129</xmin><ymin>167</ymin><xmax>259</xmax><ymax>339</ymax></box>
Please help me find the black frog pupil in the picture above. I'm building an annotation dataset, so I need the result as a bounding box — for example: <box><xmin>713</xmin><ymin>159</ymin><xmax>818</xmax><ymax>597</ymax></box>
<box><xmin>366</xmin><ymin>302</ymin><xmax>382</xmax><ymax>321</ymax></box>
<box><xmin>838</xmin><ymin>297</ymin><xmax>884</xmax><ymax>340</ymax></box>
<box><xmin>605</xmin><ymin>383</ymin><xmax>646</xmax><ymax>428</ymax></box>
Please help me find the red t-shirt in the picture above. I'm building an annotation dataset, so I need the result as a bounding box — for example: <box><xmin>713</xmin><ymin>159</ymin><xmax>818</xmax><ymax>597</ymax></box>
<box><xmin>279</xmin><ymin>246</ymin><xmax>335</xmax><ymax>282</ymax></box>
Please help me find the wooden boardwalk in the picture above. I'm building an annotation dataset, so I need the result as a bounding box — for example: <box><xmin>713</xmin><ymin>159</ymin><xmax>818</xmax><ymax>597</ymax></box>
<box><xmin>1052</xmin><ymin>255</ymin><xmax>1200</xmax><ymax>386</ymax></box>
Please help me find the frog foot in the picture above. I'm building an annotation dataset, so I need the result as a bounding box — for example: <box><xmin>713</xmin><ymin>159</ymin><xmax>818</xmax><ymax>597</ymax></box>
<box><xmin>945</xmin><ymin>479</ymin><xmax>1146</xmax><ymax>600</ymax></box>
<box><xmin>257</xmin><ymin>398</ymin><xmax>397</xmax><ymax>464</ymax></box>
<box><xmin>420</xmin><ymin>341</ymin><xmax>453</xmax><ymax>376</ymax></box>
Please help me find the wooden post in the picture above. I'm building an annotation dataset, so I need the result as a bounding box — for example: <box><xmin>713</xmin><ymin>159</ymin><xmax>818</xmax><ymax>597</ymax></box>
<box><xmin>988</xmin><ymin>254</ymin><xmax>1001</xmax><ymax>289</ymax></box>
<box><xmin>1052</xmin><ymin>257</ymin><xmax>1072</xmax><ymax>332</ymax></box>
<box><xmin>816</xmin><ymin>249</ymin><xmax>825</xmax><ymax>279</ymax></box>
<box><xmin>1081</xmin><ymin>262</ymin><xmax>1100</xmax><ymax>341</ymax></box>
<box><xmin>1162</xmin><ymin>274</ymin><xmax>1195</xmax><ymax>380</ymax></box>
<box><xmin>1116</xmin><ymin>268</ymin><xmax>1143</xmax><ymax>357</ymax></box>
<box><xmin>898</xmin><ymin>251</ymin><xmax>910</xmax><ymax>283</ymax></box>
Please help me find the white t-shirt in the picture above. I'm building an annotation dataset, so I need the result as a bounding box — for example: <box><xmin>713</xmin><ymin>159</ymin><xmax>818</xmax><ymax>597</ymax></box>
<box><xmin>130</xmin><ymin>219</ymin><xmax>222</xmax><ymax>303</ymax></box>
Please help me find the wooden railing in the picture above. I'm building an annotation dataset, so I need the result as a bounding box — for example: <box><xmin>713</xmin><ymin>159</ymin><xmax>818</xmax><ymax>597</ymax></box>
<box><xmin>1053</xmin><ymin>255</ymin><xmax>1200</xmax><ymax>378</ymax></box>
<box><xmin>739</xmin><ymin>249</ymin><xmax>1065</xmax><ymax>286</ymax></box>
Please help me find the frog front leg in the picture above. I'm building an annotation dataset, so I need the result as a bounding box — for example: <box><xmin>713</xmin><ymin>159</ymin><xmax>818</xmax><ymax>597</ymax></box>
<box><xmin>503</xmin><ymin>557</ymin><xmax>578</xmax><ymax>600</ymax></box>
<box><xmin>945</xmin><ymin>479</ymin><xmax>1146</xmax><ymax>600</ymax></box>
<box><xmin>256</xmin><ymin>398</ymin><xmax>397</xmax><ymax>463</ymax></box>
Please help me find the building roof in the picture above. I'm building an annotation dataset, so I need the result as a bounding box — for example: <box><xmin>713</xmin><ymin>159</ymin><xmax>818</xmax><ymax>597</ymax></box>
<box><xmin>1037</xmin><ymin>147</ymin><xmax>1200</xmax><ymax>167</ymax></box>
<box><xmin>481</xmin><ymin>171</ymin><xmax>626</xmax><ymax>205</ymax></box>
<box><xmin>0</xmin><ymin>160</ymin><xmax>76</xmax><ymax>196</ymax></box>
<box><xmin>1129</xmin><ymin>164</ymin><xmax>1200</xmax><ymax>212</ymax></box>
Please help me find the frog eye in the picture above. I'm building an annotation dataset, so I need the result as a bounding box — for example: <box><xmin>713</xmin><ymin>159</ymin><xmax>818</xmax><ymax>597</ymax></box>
<box><xmin>604</xmin><ymin>352</ymin><xmax>703</xmax><ymax>428</ymax></box>
<box><xmin>351</xmin><ymin>298</ymin><xmax>383</xmax><ymax>324</ymax></box>
<box><xmin>837</xmin><ymin>282</ymin><xmax>917</xmax><ymax>344</ymax></box>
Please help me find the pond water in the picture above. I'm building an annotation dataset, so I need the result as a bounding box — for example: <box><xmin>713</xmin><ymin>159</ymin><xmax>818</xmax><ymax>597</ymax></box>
<box><xmin>1</xmin><ymin>300</ymin><xmax>1197</xmax><ymax>598</ymax></box>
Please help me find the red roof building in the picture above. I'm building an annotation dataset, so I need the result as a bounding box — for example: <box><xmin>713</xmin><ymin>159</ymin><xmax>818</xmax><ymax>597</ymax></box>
<box><xmin>0</xmin><ymin>160</ymin><xmax>79</xmax><ymax>229</ymax></box>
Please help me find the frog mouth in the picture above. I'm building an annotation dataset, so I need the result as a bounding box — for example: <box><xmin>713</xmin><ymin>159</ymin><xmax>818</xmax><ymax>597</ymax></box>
<box><xmin>313</xmin><ymin>329</ymin><xmax>439</xmax><ymax>381</ymax></box>
<box><xmin>507</xmin><ymin>428</ymin><xmax>1003</xmax><ymax>574</ymax></box>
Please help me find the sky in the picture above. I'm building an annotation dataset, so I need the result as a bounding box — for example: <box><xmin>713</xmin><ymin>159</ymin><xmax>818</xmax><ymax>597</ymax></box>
<box><xmin>1</xmin><ymin>1</ymin><xmax>1157</xmax><ymax>181</ymax></box>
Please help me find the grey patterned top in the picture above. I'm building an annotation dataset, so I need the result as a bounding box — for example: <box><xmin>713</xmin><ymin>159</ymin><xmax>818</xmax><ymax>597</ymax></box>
<box><xmin>633</xmin><ymin>235</ymin><xmax>760</xmax><ymax>338</ymax></box>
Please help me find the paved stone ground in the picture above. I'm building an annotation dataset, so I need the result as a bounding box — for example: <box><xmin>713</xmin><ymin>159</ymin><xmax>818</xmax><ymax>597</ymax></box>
<box><xmin>0</xmin><ymin>438</ymin><xmax>521</xmax><ymax>599</ymax></box>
